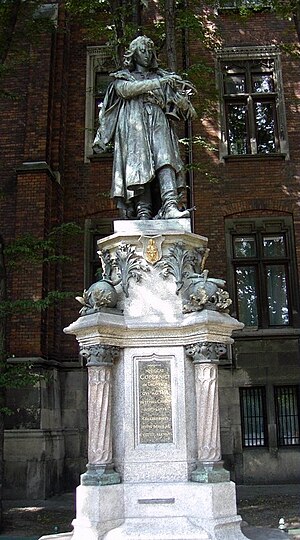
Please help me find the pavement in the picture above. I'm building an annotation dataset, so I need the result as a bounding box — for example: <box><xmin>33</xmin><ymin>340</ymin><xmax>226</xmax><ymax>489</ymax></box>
<box><xmin>0</xmin><ymin>485</ymin><xmax>298</xmax><ymax>539</ymax></box>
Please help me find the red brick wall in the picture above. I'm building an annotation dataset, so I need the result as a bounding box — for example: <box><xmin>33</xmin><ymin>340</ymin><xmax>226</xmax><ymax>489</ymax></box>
<box><xmin>190</xmin><ymin>11</ymin><xmax>300</xmax><ymax>282</ymax></box>
<box><xmin>1</xmin><ymin>12</ymin><xmax>67</xmax><ymax>359</ymax></box>
<box><xmin>2</xmin><ymin>6</ymin><xmax>300</xmax><ymax>361</ymax></box>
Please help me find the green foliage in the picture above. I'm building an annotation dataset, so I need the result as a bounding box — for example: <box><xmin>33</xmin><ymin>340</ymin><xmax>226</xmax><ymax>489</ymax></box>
<box><xmin>1</xmin><ymin>222</ymin><xmax>83</xmax><ymax>317</ymax></box>
<box><xmin>0</xmin><ymin>362</ymin><xmax>41</xmax><ymax>390</ymax></box>
<box><xmin>218</xmin><ymin>0</ymin><xmax>300</xmax><ymax>29</ymax></box>
<box><xmin>66</xmin><ymin>0</ymin><xmax>148</xmax><ymax>63</ymax></box>
<box><xmin>217</xmin><ymin>0</ymin><xmax>300</xmax><ymax>58</ymax></box>
<box><xmin>184</xmin><ymin>161</ymin><xmax>221</xmax><ymax>183</ymax></box>
<box><xmin>0</xmin><ymin>223</ymin><xmax>83</xmax><ymax>395</ymax></box>
<box><xmin>0</xmin><ymin>291</ymin><xmax>77</xmax><ymax>318</ymax></box>
<box><xmin>65</xmin><ymin>0</ymin><xmax>112</xmax><ymax>41</ymax></box>
<box><xmin>4</xmin><ymin>223</ymin><xmax>82</xmax><ymax>269</ymax></box>
<box><xmin>268</xmin><ymin>0</ymin><xmax>299</xmax><ymax>19</ymax></box>
<box><xmin>180</xmin><ymin>134</ymin><xmax>218</xmax><ymax>152</ymax></box>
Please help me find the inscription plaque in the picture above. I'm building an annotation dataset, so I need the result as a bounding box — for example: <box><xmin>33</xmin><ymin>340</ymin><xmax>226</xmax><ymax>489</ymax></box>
<box><xmin>138</xmin><ymin>359</ymin><xmax>173</xmax><ymax>444</ymax></box>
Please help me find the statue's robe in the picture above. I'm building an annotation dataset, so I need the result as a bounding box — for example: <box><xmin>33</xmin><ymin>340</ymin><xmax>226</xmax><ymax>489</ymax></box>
<box><xmin>93</xmin><ymin>69</ymin><xmax>185</xmax><ymax>208</ymax></box>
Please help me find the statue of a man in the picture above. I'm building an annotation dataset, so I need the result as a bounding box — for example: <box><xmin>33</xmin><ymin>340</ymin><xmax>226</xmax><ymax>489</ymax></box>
<box><xmin>93</xmin><ymin>35</ymin><xmax>196</xmax><ymax>220</ymax></box>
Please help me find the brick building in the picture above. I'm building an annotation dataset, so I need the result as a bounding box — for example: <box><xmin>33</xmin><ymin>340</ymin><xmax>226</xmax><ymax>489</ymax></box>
<box><xmin>1</xmin><ymin>1</ymin><xmax>299</xmax><ymax>498</ymax></box>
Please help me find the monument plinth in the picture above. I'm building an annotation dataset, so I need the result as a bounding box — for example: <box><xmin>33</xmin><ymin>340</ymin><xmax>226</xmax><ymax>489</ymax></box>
<box><xmin>58</xmin><ymin>218</ymin><xmax>250</xmax><ymax>540</ymax></box>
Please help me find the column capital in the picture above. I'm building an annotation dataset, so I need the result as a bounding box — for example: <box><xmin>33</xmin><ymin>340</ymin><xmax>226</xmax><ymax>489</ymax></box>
<box><xmin>80</xmin><ymin>344</ymin><xmax>120</xmax><ymax>366</ymax></box>
<box><xmin>185</xmin><ymin>341</ymin><xmax>227</xmax><ymax>364</ymax></box>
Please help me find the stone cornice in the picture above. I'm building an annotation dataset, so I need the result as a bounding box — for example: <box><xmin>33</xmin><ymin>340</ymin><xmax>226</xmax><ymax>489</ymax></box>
<box><xmin>64</xmin><ymin>310</ymin><xmax>243</xmax><ymax>348</ymax></box>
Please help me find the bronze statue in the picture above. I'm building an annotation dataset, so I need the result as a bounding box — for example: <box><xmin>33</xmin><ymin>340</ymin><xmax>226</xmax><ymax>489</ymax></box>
<box><xmin>93</xmin><ymin>36</ymin><xmax>196</xmax><ymax>220</ymax></box>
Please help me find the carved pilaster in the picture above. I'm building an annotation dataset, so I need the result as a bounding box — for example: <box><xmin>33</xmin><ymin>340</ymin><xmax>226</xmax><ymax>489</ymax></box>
<box><xmin>194</xmin><ymin>363</ymin><xmax>221</xmax><ymax>462</ymax></box>
<box><xmin>185</xmin><ymin>341</ymin><xmax>230</xmax><ymax>483</ymax></box>
<box><xmin>80</xmin><ymin>344</ymin><xmax>121</xmax><ymax>486</ymax></box>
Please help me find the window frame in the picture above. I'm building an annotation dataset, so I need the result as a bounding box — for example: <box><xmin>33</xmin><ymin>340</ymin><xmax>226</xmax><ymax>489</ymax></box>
<box><xmin>226</xmin><ymin>217</ymin><xmax>299</xmax><ymax>331</ymax></box>
<box><xmin>240</xmin><ymin>386</ymin><xmax>268</xmax><ymax>448</ymax></box>
<box><xmin>85</xmin><ymin>46</ymin><xmax>114</xmax><ymax>162</ymax></box>
<box><xmin>274</xmin><ymin>385</ymin><xmax>300</xmax><ymax>447</ymax></box>
<box><xmin>216</xmin><ymin>46</ymin><xmax>289</xmax><ymax>160</ymax></box>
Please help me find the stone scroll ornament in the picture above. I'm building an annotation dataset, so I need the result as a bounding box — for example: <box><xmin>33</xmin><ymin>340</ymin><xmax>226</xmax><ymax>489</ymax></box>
<box><xmin>76</xmin><ymin>242</ymin><xmax>150</xmax><ymax>314</ymax></box>
<box><xmin>157</xmin><ymin>241</ymin><xmax>232</xmax><ymax>313</ymax></box>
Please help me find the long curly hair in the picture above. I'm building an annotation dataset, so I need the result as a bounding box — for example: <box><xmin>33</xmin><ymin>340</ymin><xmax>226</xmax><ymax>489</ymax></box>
<box><xmin>123</xmin><ymin>36</ymin><xmax>159</xmax><ymax>71</ymax></box>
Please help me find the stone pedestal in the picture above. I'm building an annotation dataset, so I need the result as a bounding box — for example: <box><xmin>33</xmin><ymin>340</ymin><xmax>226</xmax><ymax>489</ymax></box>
<box><xmin>56</xmin><ymin>219</ymin><xmax>248</xmax><ymax>540</ymax></box>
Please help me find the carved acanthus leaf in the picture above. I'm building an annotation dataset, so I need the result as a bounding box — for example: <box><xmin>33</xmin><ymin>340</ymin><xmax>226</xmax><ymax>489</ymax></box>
<box><xmin>80</xmin><ymin>344</ymin><xmax>120</xmax><ymax>366</ymax></box>
<box><xmin>157</xmin><ymin>242</ymin><xmax>204</xmax><ymax>293</ymax></box>
<box><xmin>115</xmin><ymin>241</ymin><xmax>150</xmax><ymax>297</ymax></box>
<box><xmin>185</xmin><ymin>342</ymin><xmax>227</xmax><ymax>363</ymax></box>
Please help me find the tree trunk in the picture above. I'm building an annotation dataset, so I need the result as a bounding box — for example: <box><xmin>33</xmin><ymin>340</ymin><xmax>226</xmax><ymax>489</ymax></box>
<box><xmin>109</xmin><ymin>0</ymin><xmax>125</xmax><ymax>63</ymax></box>
<box><xmin>165</xmin><ymin>0</ymin><xmax>177</xmax><ymax>71</ymax></box>
<box><xmin>110</xmin><ymin>0</ymin><xmax>143</xmax><ymax>65</ymax></box>
<box><xmin>293</xmin><ymin>5</ymin><xmax>300</xmax><ymax>45</ymax></box>
<box><xmin>0</xmin><ymin>237</ymin><xmax>7</xmax><ymax>530</ymax></box>
<box><xmin>132</xmin><ymin>0</ymin><xmax>142</xmax><ymax>33</ymax></box>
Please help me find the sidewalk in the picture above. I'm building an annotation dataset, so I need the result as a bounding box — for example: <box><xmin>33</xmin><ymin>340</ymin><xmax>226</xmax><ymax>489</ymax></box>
<box><xmin>238</xmin><ymin>484</ymin><xmax>300</xmax><ymax>539</ymax></box>
<box><xmin>1</xmin><ymin>493</ymin><xmax>74</xmax><ymax>539</ymax></box>
<box><xmin>0</xmin><ymin>485</ymin><xmax>299</xmax><ymax>539</ymax></box>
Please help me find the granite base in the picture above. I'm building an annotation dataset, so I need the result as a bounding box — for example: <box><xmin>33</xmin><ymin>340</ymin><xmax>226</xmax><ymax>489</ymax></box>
<box><xmin>59</xmin><ymin>481</ymin><xmax>250</xmax><ymax>540</ymax></box>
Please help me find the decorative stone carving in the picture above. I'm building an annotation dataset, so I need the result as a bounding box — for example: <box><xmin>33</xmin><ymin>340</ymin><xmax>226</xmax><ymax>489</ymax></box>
<box><xmin>88</xmin><ymin>366</ymin><xmax>113</xmax><ymax>465</ymax></box>
<box><xmin>185</xmin><ymin>342</ymin><xmax>227</xmax><ymax>364</ymax></box>
<box><xmin>75</xmin><ymin>279</ymin><xmax>118</xmax><ymax>315</ymax></box>
<box><xmin>181</xmin><ymin>270</ymin><xmax>232</xmax><ymax>313</ymax></box>
<box><xmin>157</xmin><ymin>241</ymin><xmax>205</xmax><ymax>292</ymax></box>
<box><xmin>76</xmin><ymin>248</ymin><xmax>119</xmax><ymax>315</ymax></box>
<box><xmin>80</xmin><ymin>344</ymin><xmax>120</xmax><ymax>366</ymax></box>
<box><xmin>194</xmin><ymin>364</ymin><xmax>221</xmax><ymax>462</ymax></box>
<box><xmin>158</xmin><ymin>241</ymin><xmax>232</xmax><ymax>313</ymax></box>
<box><xmin>115</xmin><ymin>241</ymin><xmax>150</xmax><ymax>297</ymax></box>
<box><xmin>76</xmin><ymin>242</ymin><xmax>150</xmax><ymax>313</ymax></box>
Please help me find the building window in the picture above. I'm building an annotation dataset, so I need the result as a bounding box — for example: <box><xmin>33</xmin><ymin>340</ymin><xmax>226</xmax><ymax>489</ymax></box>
<box><xmin>217</xmin><ymin>47</ymin><xmax>288</xmax><ymax>159</ymax></box>
<box><xmin>84</xmin><ymin>219</ymin><xmax>114</xmax><ymax>287</ymax></box>
<box><xmin>85</xmin><ymin>46</ymin><xmax>114</xmax><ymax>161</ymax></box>
<box><xmin>240</xmin><ymin>386</ymin><xmax>267</xmax><ymax>447</ymax></box>
<box><xmin>274</xmin><ymin>386</ymin><xmax>300</xmax><ymax>446</ymax></box>
<box><xmin>226</xmin><ymin>217</ymin><xmax>299</xmax><ymax>329</ymax></box>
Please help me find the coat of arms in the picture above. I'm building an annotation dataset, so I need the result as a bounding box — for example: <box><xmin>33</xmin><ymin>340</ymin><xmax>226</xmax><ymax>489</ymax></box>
<box><xmin>139</xmin><ymin>235</ymin><xmax>164</xmax><ymax>265</ymax></box>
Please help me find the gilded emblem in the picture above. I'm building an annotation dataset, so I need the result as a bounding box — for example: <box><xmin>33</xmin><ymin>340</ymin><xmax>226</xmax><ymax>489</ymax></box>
<box><xmin>139</xmin><ymin>235</ymin><xmax>164</xmax><ymax>265</ymax></box>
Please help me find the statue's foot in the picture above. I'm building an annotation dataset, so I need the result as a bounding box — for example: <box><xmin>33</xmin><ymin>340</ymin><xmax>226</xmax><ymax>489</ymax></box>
<box><xmin>138</xmin><ymin>211</ymin><xmax>152</xmax><ymax>220</ymax></box>
<box><xmin>163</xmin><ymin>204</ymin><xmax>190</xmax><ymax>219</ymax></box>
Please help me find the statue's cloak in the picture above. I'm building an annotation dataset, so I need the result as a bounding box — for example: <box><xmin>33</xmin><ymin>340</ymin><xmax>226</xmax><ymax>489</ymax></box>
<box><xmin>93</xmin><ymin>69</ymin><xmax>185</xmax><ymax>205</ymax></box>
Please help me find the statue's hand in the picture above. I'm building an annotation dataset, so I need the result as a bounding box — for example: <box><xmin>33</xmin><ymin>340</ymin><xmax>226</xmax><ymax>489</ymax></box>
<box><xmin>93</xmin><ymin>141</ymin><xmax>109</xmax><ymax>153</ymax></box>
<box><xmin>160</xmin><ymin>74</ymin><xmax>182</xmax><ymax>89</ymax></box>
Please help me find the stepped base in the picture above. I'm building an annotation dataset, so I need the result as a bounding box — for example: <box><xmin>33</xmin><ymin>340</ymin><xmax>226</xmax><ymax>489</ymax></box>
<box><xmin>45</xmin><ymin>481</ymin><xmax>251</xmax><ymax>540</ymax></box>
<box><xmin>103</xmin><ymin>517</ymin><xmax>209</xmax><ymax>539</ymax></box>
